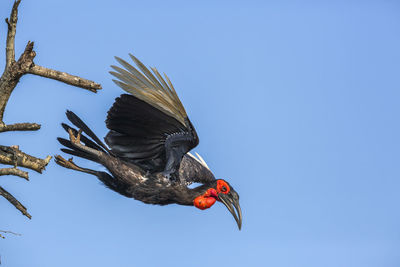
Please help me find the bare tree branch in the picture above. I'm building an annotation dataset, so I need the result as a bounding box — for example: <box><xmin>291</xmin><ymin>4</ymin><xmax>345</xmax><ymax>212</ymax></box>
<box><xmin>5</xmin><ymin>0</ymin><xmax>20</xmax><ymax>69</ymax></box>
<box><xmin>0</xmin><ymin>167</ymin><xmax>28</xmax><ymax>180</ymax></box>
<box><xmin>0</xmin><ymin>7</ymin><xmax>101</xmax><ymax>123</ymax></box>
<box><xmin>0</xmin><ymin>41</ymin><xmax>36</xmax><ymax>123</ymax></box>
<box><xmin>28</xmin><ymin>65</ymin><xmax>101</xmax><ymax>92</ymax></box>
<box><xmin>0</xmin><ymin>186</ymin><xmax>31</xmax><ymax>219</ymax></box>
<box><xmin>0</xmin><ymin>122</ymin><xmax>41</xmax><ymax>133</ymax></box>
<box><xmin>0</xmin><ymin>0</ymin><xmax>102</xmax><ymax>220</ymax></box>
<box><xmin>0</xmin><ymin>145</ymin><xmax>51</xmax><ymax>173</ymax></box>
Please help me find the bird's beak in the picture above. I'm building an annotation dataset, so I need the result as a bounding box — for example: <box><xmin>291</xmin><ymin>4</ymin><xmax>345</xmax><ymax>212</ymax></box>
<box><xmin>218</xmin><ymin>192</ymin><xmax>242</xmax><ymax>230</ymax></box>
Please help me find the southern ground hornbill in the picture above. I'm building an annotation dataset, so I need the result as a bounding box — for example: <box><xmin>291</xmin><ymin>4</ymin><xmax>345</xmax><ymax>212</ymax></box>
<box><xmin>55</xmin><ymin>54</ymin><xmax>242</xmax><ymax>229</ymax></box>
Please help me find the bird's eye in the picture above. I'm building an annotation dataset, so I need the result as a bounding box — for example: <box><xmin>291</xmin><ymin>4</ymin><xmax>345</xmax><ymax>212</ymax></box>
<box><xmin>217</xmin><ymin>180</ymin><xmax>230</xmax><ymax>194</ymax></box>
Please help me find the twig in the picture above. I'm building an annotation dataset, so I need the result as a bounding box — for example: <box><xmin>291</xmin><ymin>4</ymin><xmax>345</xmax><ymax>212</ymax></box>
<box><xmin>0</xmin><ymin>230</ymin><xmax>21</xmax><ymax>236</ymax></box>
<box><xmin>0</xmin><ymin>229</ymin><xmax>21</xmax><ymax>239</ymax></box>
<box><xmin>0</xmin><ymin>186</ymin><xmax>31</xmax><ymax>219</ymax></box>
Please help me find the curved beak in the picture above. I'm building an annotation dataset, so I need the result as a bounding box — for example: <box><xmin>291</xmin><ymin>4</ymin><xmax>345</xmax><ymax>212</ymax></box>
<box><xmin>218</xmin><ymin>191</ymin><xmax>242</xmax><ymax>230</ymax></box>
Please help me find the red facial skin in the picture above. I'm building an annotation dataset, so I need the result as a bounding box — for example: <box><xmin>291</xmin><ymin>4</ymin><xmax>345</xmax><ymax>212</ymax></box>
<box><xmin>216</xmin><ymin>179</ymin><xmax>230</xmax><ymax>194</ymax></box>
<box><xmin>193</xmin><ymin>179</ymin><xmax>230</xmax><ymax>210</ymax></box>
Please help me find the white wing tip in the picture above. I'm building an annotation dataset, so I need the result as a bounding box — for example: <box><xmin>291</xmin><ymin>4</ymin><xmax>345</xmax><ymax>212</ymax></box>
<box><xmin>188</xmin><ymin>152</ymin><xmax>210</xmax><ymax>170</ymax></box>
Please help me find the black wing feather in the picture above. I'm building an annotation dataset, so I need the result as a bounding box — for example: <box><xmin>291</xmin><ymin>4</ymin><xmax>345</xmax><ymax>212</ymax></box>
<box><xmin>105</xmin><ymin>94</ymin><xmax>198</xmax><ymax>177</ymax></box>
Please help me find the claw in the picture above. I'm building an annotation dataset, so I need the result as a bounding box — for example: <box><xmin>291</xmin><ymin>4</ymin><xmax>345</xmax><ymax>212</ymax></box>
<box><xmin>55</xmin><ymin>155</ymin><xmax>84</xmax><ymax>172</ymax></box>
<box><xmin>68</xmin><ymin>128</ymin><xmax>82</xmax><ymax>144</ymax></box>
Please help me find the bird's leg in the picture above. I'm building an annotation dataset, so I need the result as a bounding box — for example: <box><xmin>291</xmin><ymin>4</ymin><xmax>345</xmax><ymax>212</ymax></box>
<box><xmin>55</xmin><ymin>156</ymin><xmax>129</xmax><ymax>196</ymax></box>
<box><xmin>68</xmin><ymin>129</ymin><xmax>102</xmax><ymax>158</ymax></box>
<box><xmin>54</xmin><ymin>155</ymin><xmax>96</xmax><ymax>175</ymax></box>
<box><xmin>54</xmin><ymin>155</ymin><xmax>129</xmax><ymax>197</ymax></box>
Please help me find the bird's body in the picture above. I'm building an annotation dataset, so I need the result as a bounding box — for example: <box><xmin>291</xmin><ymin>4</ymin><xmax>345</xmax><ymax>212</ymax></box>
<box><xmin>88</xmin><ymin>151</ymin><xmax>215</xmax><ymax>206</ymax></box>
<box><xmin>56</xmin><ymin>54</ymin><xmax>242</xmax><ymax>229</ymax></box>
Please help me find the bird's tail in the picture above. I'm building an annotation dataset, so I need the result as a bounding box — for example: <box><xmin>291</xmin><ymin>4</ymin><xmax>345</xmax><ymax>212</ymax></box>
<box><xmin>57</xmin><ymin>110</ymin><xmax>110</xmax><ymax>163</ymax></box>
<box><xmin>56</xmin><ymin>111</ymin><xmax>134</xmax><ymax>197</ymax></box>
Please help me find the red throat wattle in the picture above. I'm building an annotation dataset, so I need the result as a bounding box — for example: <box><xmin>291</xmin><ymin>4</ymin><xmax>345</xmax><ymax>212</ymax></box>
<box><xmin>193</xmin><ymin>188</ymin><xmax>218</xmax><ymax>210</ymax></box>
<box><xmin>193</xmin><ymin>180</ymin><xmax>231</xmax><ymax>210</ymax></box>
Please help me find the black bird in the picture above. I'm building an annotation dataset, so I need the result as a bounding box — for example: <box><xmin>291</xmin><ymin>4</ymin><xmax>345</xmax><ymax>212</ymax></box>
<box><xmin>56</xmin><ymin>54</ymin><xmax>242</xmax><ymax>229</ymax></box>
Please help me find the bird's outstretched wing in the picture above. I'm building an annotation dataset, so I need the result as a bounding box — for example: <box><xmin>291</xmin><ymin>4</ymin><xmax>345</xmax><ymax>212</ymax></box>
<box><xmin>106</xmin><ymin>54</ymin><xmax>199</xmax><ymax>178</ymax></box>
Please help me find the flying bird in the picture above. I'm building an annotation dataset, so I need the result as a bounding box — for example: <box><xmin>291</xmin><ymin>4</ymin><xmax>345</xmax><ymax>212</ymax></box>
<box><xmin>55</xmin><ymin>54</ymin><xmax>242</xmax><ymax>229</ymax></box>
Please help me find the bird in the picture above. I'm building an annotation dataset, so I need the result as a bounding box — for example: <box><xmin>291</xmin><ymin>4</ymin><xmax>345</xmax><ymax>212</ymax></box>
<box><xmin>55</xmin><ymin>53</ymin><xmax>242</xmax><ymax>230</ymax></box>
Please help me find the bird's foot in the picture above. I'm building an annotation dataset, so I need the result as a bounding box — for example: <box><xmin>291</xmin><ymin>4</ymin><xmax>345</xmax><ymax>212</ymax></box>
<box><xmin>68</xmin><ymin>128</ymin><xmax>82</xmax><ymax>145</ymax></box>
<box><xmin>54</xmin><ymin>155</ymin><xmax>85</xmax><ymax>172</ymax></box>
<box><xmin>66</xmin><ymin>128</ymin><xmax>103</xmax><ymax>159</ymax></box>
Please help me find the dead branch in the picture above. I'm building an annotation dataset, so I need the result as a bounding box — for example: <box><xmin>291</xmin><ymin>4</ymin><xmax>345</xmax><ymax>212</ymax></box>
<box><xmin>0</xmin><ymin>0</ymin><xmax>102</xmax><ymax>219</ymax></box>
<box><xmin>0</xmin><ymin>167</ymin><xmax>28</xmax><ymax>180</ymax></box>
<box><xmin>0</xmin><ymin>145</ymin><xmax>51</xmax><ymax>173</ymax></box>
<box><xmin>5</xmin><ymin>0</ymin><xmax>19</xmax><ymax>69</ymax></box>
<box><xmin>0</xmin><ymin>186</ymin><xmax>31</xmax><ymax>219</ymax></box>
<box><xmin>28</xmin><ymin>65</ymin><xmax>101</xmax><ymax>92</ymax></box>
<box><xmin>0</xmin><ymin>122</ymin><xmax>41</xmax><ymax>133</ymax></box>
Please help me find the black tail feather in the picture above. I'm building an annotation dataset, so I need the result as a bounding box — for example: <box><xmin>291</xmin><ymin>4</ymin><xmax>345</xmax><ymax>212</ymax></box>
<box><xmin>57</xmin><ymin>137</ymin><xmax>76</xmax><ymax>150</ymax></box>
<box><xmin>66</xmin><ymin>110</ymin><xmax>109</xmax><ymax>152</ymax></box>
<box><xmin>60</xmin><ymin>148</ymin><xmax>100</xmax><ymax>163</ymax></box>
<box><xmin>57</xmin><ymin>112</ymin><xmax>132</xmax><ymax>196</ymax></box>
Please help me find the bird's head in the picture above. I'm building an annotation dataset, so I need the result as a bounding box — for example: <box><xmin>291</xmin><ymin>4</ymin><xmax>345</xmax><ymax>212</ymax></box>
<box><xmin>193</xmin><ymin>179</ymin><xmax>242</xmax><ymax>230</ymax></box>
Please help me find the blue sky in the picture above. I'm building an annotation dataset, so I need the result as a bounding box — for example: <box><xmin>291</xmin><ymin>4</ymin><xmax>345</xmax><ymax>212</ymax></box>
<box><xmin>1</xmin><ymin>0</ymin><xmax>400</xmax><ymax>266</ymax></box>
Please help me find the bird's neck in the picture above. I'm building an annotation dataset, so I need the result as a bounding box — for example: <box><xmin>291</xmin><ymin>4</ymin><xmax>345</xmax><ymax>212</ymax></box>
<box><xmin>175</xmin><ymin>182</ymin><xmax>217</xmax><ymax>206</ymax></box>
